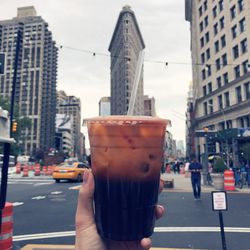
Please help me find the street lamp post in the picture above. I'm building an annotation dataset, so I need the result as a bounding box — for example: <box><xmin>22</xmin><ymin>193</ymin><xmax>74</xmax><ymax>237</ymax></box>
<box><xmin>207</xmin><ymin>103</ymin><xmax>230</xmax><ymax>167</ymax></box>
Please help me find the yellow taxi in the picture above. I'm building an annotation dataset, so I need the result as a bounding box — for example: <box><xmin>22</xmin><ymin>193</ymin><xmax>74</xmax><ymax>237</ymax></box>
<box><xmin>52</xmin><ymin>161</ymin><xmax>90</xmax><ymax>183</ymax></box>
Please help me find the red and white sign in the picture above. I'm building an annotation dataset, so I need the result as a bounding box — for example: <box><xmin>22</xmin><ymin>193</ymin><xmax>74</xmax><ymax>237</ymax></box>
<box><xmin>212</xmin><ymin>191</ymin><xmax>227</xmax><ymax>211</ymax></box>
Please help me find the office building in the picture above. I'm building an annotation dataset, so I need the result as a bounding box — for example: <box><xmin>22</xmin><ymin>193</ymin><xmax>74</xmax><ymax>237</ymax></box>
<box><xmin>55</xmin><ymin>114</ymin><xmax>73</xmax><ymax>155</ymax></box>
<box><xmin>0</xmin><ymin>6</ymin><xmax>58</xmax><ymax>155</ymax></box>
<box><xmin>185</xmin><ymin>0</ymin><xmax>250</xmax><ymax>164</ymax></box>
<box><xmin>99</xmin><ymin>96</ymin><xmax>111</xmax><ymax>116</ymax></box>
<box><xmin>56</xmin><ymin>90</ymin><xmax>82</xmax><ymax>158</ymax></box>
<box><xmin>143</xmin><ymin>95</ymin><xmax>156</xmax><ymax>116</ymax></box>
<box><xmin>108</xmin><ymin>5</ymin><xmax>145</xmax><ymax>115</ymax></box>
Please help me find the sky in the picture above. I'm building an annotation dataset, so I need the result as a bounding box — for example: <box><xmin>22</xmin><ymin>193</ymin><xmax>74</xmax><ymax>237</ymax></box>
<box><xmin>1</xmin><ymin>0</ymin><xmax>192</xmax><ymax>145</ymax></box>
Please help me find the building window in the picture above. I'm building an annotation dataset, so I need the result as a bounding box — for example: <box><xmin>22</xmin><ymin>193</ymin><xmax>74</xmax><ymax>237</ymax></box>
<box><xmin>213</xmin><ymin>6</ymin><xmax>217</xmax><ymax>18</ymax></box>
<box><xmin>222</xmin><ymin>53</ymin><xmax>227</xmax><ymax>66</ymax></box>
<box><xmin>203</xmin><ymin>102</ymin><xmax>208</xmax><ymax>115</ymax></box>
<box><xmin>234</xmin><ymin>65</ymin><xmax>241</xmax><ymax>78</ymax></box>
<box><xmin>231</xmin><ymin>25</ymin><xmax>237</xmax><ymax>39</ymax></box>
<box><xmin>200</xmin><ymin>37</ymin><xmax>204</xmax><ymax>48</ymax></box>
<box><xmin>204</xmin><ymin>0</ymin><xmax>208</xmax><ymax>11</ymax></box>
<box><xmin>213</xmin><ymin>23</ymin><xmax>218</xmax><ymax>36</ymax></box>
<box><xmin>204</xmin><ymin>16</ymin><xmax>209</xmax><ymax>27</ymax></box>
<box><xmin>206</xmin><ymin>48</ymin><xmax>210</xmax><ymax>59</ymax></box>
<box><xmin>214</xmin><ymin>40</ymin><xmax>219</xmax><ymax>53</ymax></box>
<box><xmin>205</xmin><ymin>32</ymin><xmax>210</xmax><ymax>43</ymax></box>
<box><xmin>236</xmin><ymin>86</ymin><xmax>242</xmax><ymax>103</ymax></box>
<box><xmin>242</xmin><ymin>60</ymin><xmax>249</xmax><ymax>74</ymax></box>
<box><xmin>220</xmin><ymin>16</ymin><xmax>225</xmax><ymax>30</ymax></box>
<box><xmin>238</xmin><ymin>0</ymin><xmax>244</xmax><ymax>12</ymax></box>
<box><xmin>219</xmin><ymin>0</ymin><xmax>224</xmax><ymax>11</ymax></box>
<box><xmin>238</xmin><ymin>117</ymin><xmax>244</xmax><ymax>127</ymax></box>
<box><xmin>224</xmin><ymin>92</ymin><xmax>230</xmax><ymax>107</ymax></box>
<box><xmin>223</xmin><ymin>72</ymin><xmax>229</xmax><ymax>84</ymax></box>
<box><xmin>244</xmin><ymin>82</ymin><xmax>250</xmax><ymax>100</ymax></box>
<box><xmin>208</xmin><ymin>99</ymin><xmax>213</xmax><ymax>113</ymax></box>
<box><xmin>217</xmin><ymin>76</ymin><xmax>222</xmax><ymax>88</ymax></box>
<box><xmin>208</xmin><ymin>82</ymin><xmax>212</xmax><ymax>93</ymax></box>
<box><xmin>199</xmin><ymin>6</ymin><xmax>203</xmax><ymax>17</ymax></box>
<box><xmin>199</xmin><ymin>21</ymin><xmax>204</xmax><ymax>32</ymax></box>
<box><xmin>207</xmin><ymin>64</ymin><xmax>211</xmax><ymax>76</ymax></box>
<box><xmin>202</xmin><ymin>69</ymin><xmax>206</xmax><ymax>80</ymax></box>
<box><xmin>216</xmin><ymin>58</ymin><xmax>221</xmax><ymax>71</ymax></box>
<box><xmin>221</xmin><ymin>35</ymin><xmax>226</xmax><ymax>47</ymax></box>
<box><xmin>239</xmin><ymin>18</ymin><xmax>246</xmax><ymax>33</ymax></box>
<box><xmin>241</xmin><ymin>38</ymin><xmax>248</xmax><ymax>54</ymax></box>
<box><xmin>218</xmin><ymin>95</ymin><xmax>223</xmax><ymax>109</ymax></box>
<box><xmin>232</xmin><ymin>45</ymin><xmax>239</xmax><ymax>59</ymax></box>
<box><xmin>203</xmin><ymin>86</ymin><xmax>207</xmax><ymax>96</ymax></box>
<box><xmin>201</xmin><ymin>53</ymin><xmax>205</xmax><ymax>64</ymax></box>
<box><xmin>230</xmin><ymin>5</ymin><xmax>236</xmax><ymax>19</ymax></box>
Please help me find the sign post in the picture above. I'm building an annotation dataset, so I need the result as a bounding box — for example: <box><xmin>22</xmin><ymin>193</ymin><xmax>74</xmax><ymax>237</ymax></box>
<box><xmin>212</xmin><ymin>191</ymin><xmax>227</xmax><ymax>250</ymax></box>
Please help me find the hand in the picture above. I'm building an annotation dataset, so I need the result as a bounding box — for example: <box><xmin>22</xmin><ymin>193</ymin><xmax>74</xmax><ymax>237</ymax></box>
<box><xmin>75</xmin><ymin>170</ymin><xmax>165</xmax><ymax>250</ymax></box>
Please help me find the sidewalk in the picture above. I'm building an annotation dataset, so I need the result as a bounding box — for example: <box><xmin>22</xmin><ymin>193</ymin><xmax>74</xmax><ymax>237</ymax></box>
<box><xmin>161</xmin><ymin>172</ymin><xmax>250</xmax><ymax>193</ymax></box>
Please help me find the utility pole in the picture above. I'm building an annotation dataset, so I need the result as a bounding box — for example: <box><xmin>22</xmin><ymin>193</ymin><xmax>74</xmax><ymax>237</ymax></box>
<box><xmin>1</xmin><ymin>28</ymin><xmax>22</xmax><ymax>209</ymax></box>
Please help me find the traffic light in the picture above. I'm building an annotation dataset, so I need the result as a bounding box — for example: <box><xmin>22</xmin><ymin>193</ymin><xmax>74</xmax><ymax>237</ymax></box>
<box><xmin>12</xmin><ymin>121</ymin><xmax>17</xmax><ymax>132</ymax></box>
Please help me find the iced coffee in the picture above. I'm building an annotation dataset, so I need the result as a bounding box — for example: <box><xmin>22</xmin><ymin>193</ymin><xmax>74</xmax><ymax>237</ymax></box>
<box><xmin>87</xmin><ymin>116</ymin><xmax>167</xmax><ymax>241</ymax></box>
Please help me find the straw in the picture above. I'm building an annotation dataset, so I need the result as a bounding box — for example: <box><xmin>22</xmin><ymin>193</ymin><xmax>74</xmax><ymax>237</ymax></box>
<box><xmin>127</xmin><ymin>50</ymin><xmax>145</xmax><ymax>116</ymax></box>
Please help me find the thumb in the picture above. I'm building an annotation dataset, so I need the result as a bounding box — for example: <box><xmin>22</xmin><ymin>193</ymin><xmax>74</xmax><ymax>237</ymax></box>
<box><xmin>75</xmin><ymin>170</ymin><xmax>95</xmax><ymax>230</ymax></box>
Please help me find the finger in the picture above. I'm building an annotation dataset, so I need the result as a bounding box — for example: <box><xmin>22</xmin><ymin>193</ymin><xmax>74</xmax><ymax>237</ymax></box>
<box><xmin>140</xmin><ymin>238</ymin><xmax>152</xmax><ymax>250</ymax></box>
<box><xmin>75</xmin><ymin>170</ymin><xmax>95</xmax><ymax>230</ymax></box>
<box><xmin>159</xmin><ymin>179</ymin><xmax>164</xmax><ymax>193</ymax></box>
<box><xmin>155</xmin><ymin>204</ymin><xmax>165</xmax><ymax>220</ymax></box>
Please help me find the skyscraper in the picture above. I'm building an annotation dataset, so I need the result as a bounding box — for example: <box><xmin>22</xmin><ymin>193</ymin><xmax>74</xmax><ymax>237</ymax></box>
<box><xmin>185</xmin><ymin>0</ymin><xmax>250</xmax><ymax>162</ymax></box>
<box><xmin>0</xmin><ymin>6</ymin><xmax>58</xmax><ymax>155</ymax></box>
<box><xmin>56</xmin><ymin>90</ymin><xmax>82</xmax><ymax>158</ymax></box>
<box><xmin>99</xmin><ymin>96</ymin><xmax>111</xmax><ymax>116</ymax></box>
<box><xmin>109</xmin><ymin>5</ymin><xmax>145</xmax><ymax>115</ymax></box>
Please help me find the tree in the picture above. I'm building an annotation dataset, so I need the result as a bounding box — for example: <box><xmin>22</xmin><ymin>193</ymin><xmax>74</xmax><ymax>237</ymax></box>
<box><xmin>0</xmin><ymin>97</ymin><xmax>31</xmax><ymax>156</ymax></box>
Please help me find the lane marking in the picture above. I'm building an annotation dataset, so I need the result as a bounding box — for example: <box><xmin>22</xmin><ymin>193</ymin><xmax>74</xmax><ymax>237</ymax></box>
<box><xmin>154</xmin><ymin>227</ymin><xmax>250</xmax><ymax>233</ymax></box>
<box><xmin>50</xmin><ymin>191</ymin><xmax>62</xmax><ymax>195</ymax></box>
<box><xmin>13</xmin><ymin>227</ymin><xmax>250</xmax><ymax>241</ymax></box>
<box><xmin>31</xmin><ymin>196</ymin><xmax>46</xmax><ymax>200</ymax></box>
<box><xmin>12</xmin><ymin>202</ymin><xmax>24</xmax><ymax>207</ymax></box>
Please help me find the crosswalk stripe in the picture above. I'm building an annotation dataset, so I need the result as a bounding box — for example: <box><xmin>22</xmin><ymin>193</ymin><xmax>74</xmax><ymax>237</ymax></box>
<box><xmin>13</xmin><ymin>227</ymin><xmax>250</xmax><ymax>241</ymax></box>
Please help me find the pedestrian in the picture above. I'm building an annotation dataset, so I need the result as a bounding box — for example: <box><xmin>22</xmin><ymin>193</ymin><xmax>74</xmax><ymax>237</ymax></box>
<box><xmin>189</xmin><ymin>156</ymin><xmax>203</xmax><ymax>200</ymax></box>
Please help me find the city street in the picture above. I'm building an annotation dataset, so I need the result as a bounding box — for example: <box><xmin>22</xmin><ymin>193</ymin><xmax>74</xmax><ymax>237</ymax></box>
<box><xmin>5</xmin><ymin>174</ymin><xmax>250</xmax><ymax>250</ymax></box>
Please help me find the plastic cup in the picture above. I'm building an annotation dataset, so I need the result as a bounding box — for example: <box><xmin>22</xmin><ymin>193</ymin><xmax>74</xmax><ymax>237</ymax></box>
<box><xmin>87</xmin><ymin>115</ymin><xmax>168</xmax><ymax>241</ymax></box>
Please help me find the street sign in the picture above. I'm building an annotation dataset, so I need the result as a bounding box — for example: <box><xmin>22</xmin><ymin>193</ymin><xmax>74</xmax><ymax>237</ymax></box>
<box><xmin>212</xmin><ymin>191</ymin><xmax>228</xmax><ymax>211</ymax></box>
<box><xmin>0</xmin><ymin>53</ymin><xmax>5</xmax><ymax>75</ymax></box>
<box><xmin>195</xmin><ymin>130</ymin><xmax>217</xmax><ymax>138</ymax></box>
<box><xmin>211</xmin><ymin>191</ymin><xmax>228</xmax><ymax>250</ymax></box>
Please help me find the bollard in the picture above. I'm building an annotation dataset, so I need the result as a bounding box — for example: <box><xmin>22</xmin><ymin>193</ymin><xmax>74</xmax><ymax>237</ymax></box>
<box><xmin>34</xmin><ymin>164</ymin><xmax>41</xmax><ymax>176</ymax></box>
<box><xmin>224</xmin><ymin>170</ymin><xmax>235</xmax><ymax>191</ymax></box>
<box><xmin>22</xmin><ymin>165</ymin><xmax>29</xmax><ymax>177</ymax></box>
<box><xmin>0</xmin><ymin>203</ymin><xmax>13</xmax><ymax>250</ymax></box>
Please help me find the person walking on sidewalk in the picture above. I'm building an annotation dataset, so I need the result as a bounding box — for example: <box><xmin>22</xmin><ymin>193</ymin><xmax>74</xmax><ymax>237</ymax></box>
<box><xmin>189</xmin><ymin>156</ymin><xmax>203</xmax><ymax>200</ymax></box>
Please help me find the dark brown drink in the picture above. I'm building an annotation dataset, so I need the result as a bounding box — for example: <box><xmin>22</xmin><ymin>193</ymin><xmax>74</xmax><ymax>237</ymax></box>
<box><xmin>87</xmin><ymin>116</ymin><xmax>167</xmax><ymax>241</ymax></box>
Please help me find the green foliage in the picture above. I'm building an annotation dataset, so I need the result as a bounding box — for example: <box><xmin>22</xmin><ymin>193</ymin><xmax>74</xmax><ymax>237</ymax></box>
<box><xmin>0</xmin><ymin>97</ymin><xmax>32</xmax><ymax>156</ymax></box>
<box><xmin>213</xmin><ymin>157</ymin><xmax>228</xmax><ymax>173</ymax></box>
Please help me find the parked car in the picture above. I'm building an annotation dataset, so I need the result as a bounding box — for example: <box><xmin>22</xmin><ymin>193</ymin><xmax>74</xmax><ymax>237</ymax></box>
<box><xmin>52</xmin><ymin>161</ymin><xmax>89</xmax><ymax>183</ymax></box>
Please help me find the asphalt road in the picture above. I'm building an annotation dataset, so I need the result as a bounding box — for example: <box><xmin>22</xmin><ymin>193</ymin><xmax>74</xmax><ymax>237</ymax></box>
<box><xmin>5</xmin><ymin>177</ymin><xmax>250</xmax><ymax>250</ymax></box>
